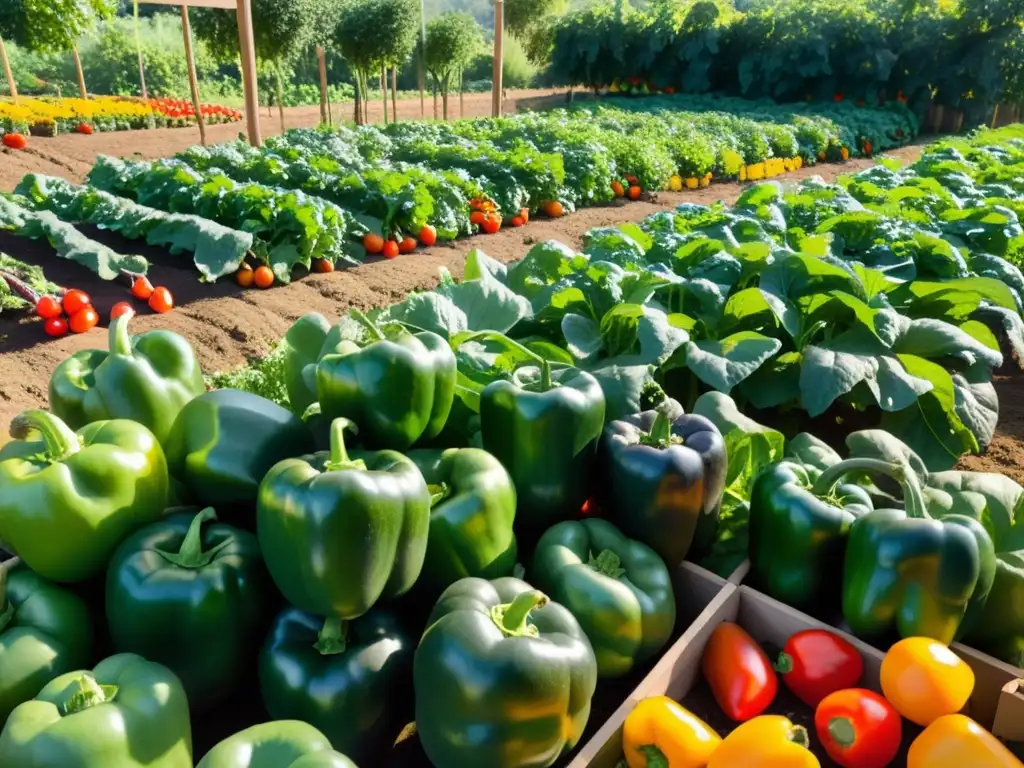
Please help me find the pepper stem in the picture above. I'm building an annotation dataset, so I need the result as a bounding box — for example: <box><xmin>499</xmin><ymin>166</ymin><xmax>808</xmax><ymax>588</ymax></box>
<box><xmin>350</xmin><ymin>308</ymin><xmax>385</xmax><ymax>342</ymax></box>
<box><xmin>539</xmin><ymin>358</ymin><xmax>553</xmax><ymax>391</ymax></box>
<box><xmin>324</xmin><ymin>418</ymin><xmax>367</xmax><ymax>472</ymax></box>
<box><xmin>810</xmin><ymin>457</ymin><xmax>929</xmax><ymax>519</ymax></box>
<box><xmin>428</xmin><ymin>482</ymin><xmax>452</xmax><ymax>507</ymax></box>
<box><xmin>0</xmin><ymin>559</ymin><xmax>15</xmax><ymax>634</ymax></box>
<box><xmin>828</xmin><ymin>717</ymin><xmax>856</xmax><ymax>749</ymax></box>
<box><xmin>588</xmin><ymin>549</ymin><xmax>627</xmax><ymax>579</ymax></box>
<box><xmin>9</xmin><ymin>410</ymin><xmax>81</xmax><ymax>461</ymax></box>
<box><xmin>637</xmin><ymin>745</ymin><xmax>669</xmax><ymax>768</ymax></box>
<box><xmin>314</xmin><ymin>617</ymin><xmax>348</xmax><ymax>655</ymax></box>
<box><xmin>788</xmin><ymin>724</ymin><xmax>811</xmax><ymax>749</ymax></box>
<box><xmin>775</xmin><ymin>651</ymin><xmax>794</xmax><ymax>674</ymax></box>
<box><xmin>456</xmin><ymin>331</ymin><xmax>554</xmax><ymax>391</ymax></box>
<box><xmin>108</xmin><ymin>312</ymin><xmax>134</xmax><ymax>356</ymax></box>
<box><xmin>155</xmin><ymin>508</ymin><xmax>231</xmax><ymax>569</ymax></box>
<box><xmin>491</xmin><ymin>590</ymin><xmax>548</xmax><ymax>638</ymax></box>
<box><xmin>58</xmin><ymin>674</ymin><xmax>119</xmax><ymax>716</ymax></box>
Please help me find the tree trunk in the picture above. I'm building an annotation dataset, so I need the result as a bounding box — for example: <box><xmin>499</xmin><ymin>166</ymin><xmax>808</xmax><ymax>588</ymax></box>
<box><xmin>442</xmin><ymin>75</ymin><xmax>449</xmax><ymax>121</ymax></box>
<box><xmin>134</xmin><ymin>0</ymin><xmax>147</xmax><ymax>99</ymax></box>
<box><xmin>72</xmin><ymin>46</ymin><xmax>87</xmax><ymax>99</ymax></box>
<box><xmin>459</xmin><ymin>70</ymin><xmax>464</xmax><ymax>119</ymax></box>
<box><xmin>418</xmin><ymin>0</ymin><xmax>426</xmax><ymax>118</ymax></box>
<box><xmin>381</xmin><ymin>66</ymin><xmax>388</xmax><ymax>124</ymax></box>
<box><xmin>391</xmin><ymin>66</ymin><xmax>398</xmax><ymax>123</ymax></box>
<box><xmin>354</xmin><ymin>71</ymin><xmax>362</xmax><ymax>125</ymax></box>
<box><xmin>275</xmin><ymin>63</ymin><xmax>286</xmax><ymax>134</ymax></box>
<box><xmin>0</xmin><ymin>36</ymin><xmax>17</xmax><ymax>103</ymax></box>
<box><xmin>432</xmin><ymin>79</ymin><xmax>438</xmax><ymax>120</ymax></box>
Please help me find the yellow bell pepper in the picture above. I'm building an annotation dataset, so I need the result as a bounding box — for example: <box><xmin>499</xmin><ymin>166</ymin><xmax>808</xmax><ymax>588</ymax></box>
<box><xmin>669</xmin><ymin>175</ymin><xmax>684</xmax><ymax>191</ymax></box>
<box><xmin>707</xmin><ymin>715</ymin><xmax>820</xmax><ymax>768</ymax></box>
<box><xmin>622</xmin><ymin>696</ymin><xmax>722</xmax><ymax>768</ymax></box>
<box><xmin>685</xmin><ymin>177</ymin><xmax>699</xmax><ymax>189</ymax></box>
<box><xmin>880</xmin><ymin>637</ymin><xmax>974</xmax><ymax>726</ymax></box>
<box><xmin>908</xmin><ymin>714</ymin><xmax>1024</xmax><ymax>768</ymax></box>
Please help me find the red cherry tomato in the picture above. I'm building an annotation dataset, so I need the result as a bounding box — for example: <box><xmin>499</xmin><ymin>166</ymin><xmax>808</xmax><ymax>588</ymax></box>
<box><xmin>35</xmin><ymin>295</ymin><xmax>63</xmax><ymax>319</ymax></box>
<box><xmin>148</xmin><ymin>286</ymin><xmax>174</xmax><ymax>313</ymax></box>
<box><xmin>62</xmin><ymin>289</ymin><xmax>91</xmax><ymax>316</ymax></box>
<box><xmin>68</xmin><ymin>306</ymin><xmax>99</xmax><ymax>334</ymax></box>
<box><xmin>44</xmin><ymin>317</ymin><xmax>69</xmax><ymax>338</ymax></box>
<box><xmin>815</xmin><ymin>689</ymin><xmax>902</xmax><ymax>768</ymax></box>
<box><xmin>110</xmin><ymin>301</ymin><xmax>136</xmax><ymax>321</ymax></box>
<box><xmin>131</xmin><ymin>276</ymin><xmax>155</xmax><ymax>300</ymax></box>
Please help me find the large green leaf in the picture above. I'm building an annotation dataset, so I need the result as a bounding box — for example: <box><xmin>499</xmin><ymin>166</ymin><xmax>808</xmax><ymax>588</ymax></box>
<box><xmin>677</xmin><ymin>332</ymin><xmax>782</xmax><ymax>393</ymax></box>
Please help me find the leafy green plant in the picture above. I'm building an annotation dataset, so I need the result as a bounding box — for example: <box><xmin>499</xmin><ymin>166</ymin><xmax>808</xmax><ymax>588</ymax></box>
<box><xmin>424</xmin><ymin>12</ymin><xmax>483</xmax><ymax>119</ymax></box>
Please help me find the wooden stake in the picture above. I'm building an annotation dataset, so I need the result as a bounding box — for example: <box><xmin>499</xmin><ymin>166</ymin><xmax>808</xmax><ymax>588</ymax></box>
<box><xmin>275</xmin><ymin>62</ymin><xmax>286</xmax><ymax>134</ymax></box>
<box><xmin>391</xmin><ymin>66</ymin><xmax>397</xmax><ymax>123</ymax></box>
<box><xmin>316</xmin><ymin>46</ymin><xmax>329</xmax><ymax>125</ymax></box>
<box><xmin>235</xmin><ymin>0</ymin><xmax>261</xmax><ymax>146</ymax></box>
<box><xmin>418</xmin><ymin>0</ymin><xmax>425</xmax><ymax>118</ymax></box>
<box><xmin>134</xmin><ymin>0</ymin><xmax>148</xmax><ymax>98</ymax></box>
<box><xmin>180</xmin><ymin>6</ymin><xmax>207</xmax><ymax>145</ymax></box>
<box><xmin>459</xmin><ymin>70</ymin><xmax>464</xmax><ymax>119</ymax></box>
<box><xmin>72</xmin><ymin>46</ymin><xmax>87</xmax><ymax>99</ymax></box>
<box><xmin>381</xmin><ymin>66</ymin><xmax>388</xmax><ymax>124</ymax></box>
<box><xmin>492</xmin><ymin>0</ymin><xmax>503</xmax><ymax>117</ymax></box>
<box><xmin>0</xmin><ymin>37</ymin><xmax>17</xmax><ymax>104</ymax></box>
<box><xmin>990</xmin><ymin>103</ymin><xmax>1000</xmax><ymax>129</ymax></box>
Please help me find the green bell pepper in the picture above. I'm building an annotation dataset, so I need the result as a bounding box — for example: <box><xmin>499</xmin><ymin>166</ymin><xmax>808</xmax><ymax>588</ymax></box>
<box><xmin>841</xmin><ymin>458</ymin><xmax>997</xmax><ymax>644</ymax></box>
<box><xmin>259</xmin><ymin>607</ymin><xmax>410</xmax><ymax>762</ymax></box>
<box><xmin>476</xmin><ymin>341</ymin><xmax>606</xmax><ymax>533</ymax></box>
<box><xmin>415</xmin><ymin>576</ymin><xmax>597</xmax><ymax>768</ymax></box>
<box><xmin>0</xmin><ymin>559</ymin><xmax>93</xmax><ymax>723</ymax></box>
<box><xmin>749</xmin><ymin>459</ymin><xmax>874</xmax><ymax>609</ymax></box>
<box><xmin>105</xmin><ymin>507</ymin><xmax>271</xmax><ymax>712</ymax></box>
<box><xmin>0</xmin><ymin>653</ymin><xmax>193</xmax><ymax>767</ymax></box>
<box><xmin>600</xmin><ymin>407</ymin><xmax>727</xmax><ymax>568</ymax></box>
<box><xmin>407</xmin><ymin>447</ymin><xmax>518</xmax><ymax>597</ymax></box>
<box><xmin>0</xmin><ymin>409</ymin><xmax>169</xmax><ymax>582</ymax></box>
<box><xmin>196</xmin><ymin>721</ymin><xmax>357</xmax><ymax>768</ymax></box>
<box><xmin>281</xmin><ymin>313</ymin><xmax>332</xmax><ymax>416</ymax></box>
<box><xmin>164</xmin><ymin>389</ymin><xmax>315</xmax><ymax>510</ymax></box>
<box><xmin>316</xmin><ymin>310</ymin><xmax>456</xmax><ymax>450</ymax></box>
<box><xmin>49</xmin><ymin>313</ymin><xmax>204</xmax><ymax>444</ymax></box>
<box><xmin>530</xmin><ymin>518</ymin><xmax>675</xmax><ymax>678</ymax></box>
<box><xmin>257</xmin><ymin>418</ymin><xmax>430</xmax><ymax>619</ymax></box>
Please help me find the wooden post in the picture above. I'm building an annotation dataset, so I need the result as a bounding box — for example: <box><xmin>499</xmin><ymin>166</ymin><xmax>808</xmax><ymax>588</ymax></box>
<box><xmin>0</xmin><ymin>37</ymin><xmax>17</xmax><ymax>104</ymax></box>
<box><xmin>990</xmin><ymin>103</ymin><xmax>1000</xmax><ymax>129</ymax></box>
<box><xmin>134</xmin><ymin>0</ymin><xmax>148</xmax><ymax>98</ymax></box>
<box><xmin>391</xmin><ymin>66</ymin><xmax>397</xmax><ymax>123</ymax></box>
<box><xmin>235</xmin><ymin>0</ymin><xmax>262</xmax><ymax>146</ymax></box>
<box><xmin>180</xmin><ymin>5</ymin><xmax>207</xmax><ymax>145</ymax></box>
<box><xmin>381</xmin><ymin>66</ymin><xmax>388</xmax><ymax>124</ymax></box>
<box><xmin>316</xmin><ymin>46</ymin><xmax>329</xmax><ymax>125</ymax></box>
<box><xmin>492</xmin><ymin>0</ymin><xmax>503</xmax><ymax>117</ymax></box>
<box><xmin>459</xmin><ymin>70</ymin><xmax>464</xmax><ymax>118</ymax></box>
<box><xmin>72</xmin><ymin>46</ymin><xmax>88</xmax><ymax>99</ymax></box>
<box><xmin>418</xmin><ymin>0</ymin><xmax>426</xmax><ymax>118</ymax></box>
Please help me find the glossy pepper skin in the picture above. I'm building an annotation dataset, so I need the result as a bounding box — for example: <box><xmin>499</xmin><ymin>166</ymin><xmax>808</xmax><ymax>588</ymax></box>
<box><xmin>840</xmin><ymin>459</ymin><xmax>996</xmax><ymax>644</ymax></box>
<box><xmin>415</xmin><ymin>576</ymin><xmax>597</xmax><ymax>768</ymax></box>
<box><xmin>105</xmin><ymin>507</ymin><xmax>271</xmax><ymax>712</ymax></box>
<box><xmin>164</xmin><ymin>389</ymin><xmax>315</xmax><ymax>510</ymax></box>
<box><xmin>908</xmin><ymin>715</ymin><xmax>1023</xmax><ymax>768</ymax></box>
<box><xmin>707</xmin><ymin>715</ymin><xmax>820</xmax><ymax>768</ymax></box>
<box><xmin>0</xmin><ymin>409</ymin><xmax>169</xmax><ymax>582</ymax></box>
<box><xmin>531</xmin><ymin>518</ymin><xmax>675</xmax><ymax>677</ymax></box>
<box><xmin>815</xmin><ymin>688</ymin><xmax>902</xmax><ymax>768</ymax></box>
<box><xmin>259</xmin><ymin>607</ymin><xmax>411</xmax><ymax>762</ymax></box>
<box><xmin>622</xmin><ymin>696</ymin><xmax>721</xmax><ymax>768</ymax></box>
<box><xmin>880</xmin><ymin>637</ymin><xmax>974</xmax><ymax>726</ymax></box>
<box><xmin>0</xmin><ymin>560</ymin><xmax>93</xmax><ymax>723</ymax></box>
<box><xmin>702</xmin><ymin>622</ymin><xmax>778</xmax><ymax>722</ymax></box>
<box><xmin>49</xmin><ymin>314</ymin><xmax>204</xmax><ymax>445</ymax></box>
<box><xmin>967</xmin><ymin>550</ymin><xmax>1024</xmax><ymax>666</ymax></box>
<box><xmin>601</xmin><ymin>407</ymin><xmax>726</xmax><ymax>567</ymax></box>
<box><xmin>196</xmin><ymin>721</ymin><xmax>358</xmax><ymax>768</ymax></box>
<box><xmin>408</xmin><ymin>447</ymin><xmax>518</xmax><ymax>597</ymax></box>
<box><xmin>316</xmin><ymin>310</ymin><xmax>455</xmax><ymax>450</ymax></box>
<box><xmin>258</xmin><ymin>418</ymin><xmax>430</xmax><ymax>619</ymax></box>
<box><xmin>0</xmin><ymin>653</ymin><xmax>193</xmax><ymax>768</ymax></box>
<box><xmin>749</xmin><ymin>460</ymin><xmax>873</xmax><ymax>608</ymax></box>
<box><xmin>776</xmin><ymin>629</ymin><xmax>864</xmax><ymax>707</ymax></box>
<box><xmin>479</xmin><ymin>354</ymin><xmax>606</xmax><ymax>533</ymax></box>
<box><xmin>281</xmin><ymin>312</ymin><xmax>331</xmax><ymax>416</ymax></box>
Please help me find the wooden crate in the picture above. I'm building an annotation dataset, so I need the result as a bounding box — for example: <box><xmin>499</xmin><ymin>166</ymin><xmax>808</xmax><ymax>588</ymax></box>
<box><xmin>993</xmin><ymin>678</ymin><xmax>1024</xmax><ymax>744</ymax></box>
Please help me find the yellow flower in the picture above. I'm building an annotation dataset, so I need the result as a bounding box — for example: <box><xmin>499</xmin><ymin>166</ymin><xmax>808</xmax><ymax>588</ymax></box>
<box><xmin>739</xmin><ymin>165</ymin><xmax>747</xmax><ymax>182</ymax></box>
<box><xmin>794</xmin><ymin>155</ymin><xmax>803</xmax><ymax>169</ymax></box>
<box><xmin>668</xmin><ymin>175</ymin><xmax>683</xmax><ymax>191</ymax></box>
<box><xmin>747</xmin><ymin>163</ymin><xmax>766</xmax><ymax>180</ymax></box>
<box><xmin>699</xmin><ymin>176</ymin><xmax>710</xmax><ymax>188</ymax></box>
<box><xmin>685</xmin><ymin>177</ymin><xmax>699</xmax><ymax>189</ymax></box>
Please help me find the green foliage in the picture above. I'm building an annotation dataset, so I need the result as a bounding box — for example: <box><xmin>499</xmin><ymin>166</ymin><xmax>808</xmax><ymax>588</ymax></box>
<box><xmin>192</xmin><ymin>0</ymin><xmax>318</xmax><ymax>64</ymax></box>
<box><xmin>0</xmin><ymin>0</ymin><xmax>116</xmax><ymax>52</ymax></box>
<box><xmin>336</xmin><ymin>0</ymin><xmax>420</xmax><ymax>76</ymax></box>
<box><xmin>207</xmin><ymin>346</ymin><xmax>291</xmax><ymax>407</ymax></box>
<box><xmin>0</xmin><ymin>252</ymin><xmax>61</xmax><ymax>315</ymax></box>
<box><xmin>425</xmin><ymin>11</ymin><xmax>484</xmax><ymax>103</ymax></box>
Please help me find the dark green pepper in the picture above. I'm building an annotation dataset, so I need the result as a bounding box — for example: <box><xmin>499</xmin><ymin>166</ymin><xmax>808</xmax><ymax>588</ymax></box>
<box><xmin>196</xmin><ymin>721</ymin><xmax>357</xmax><ymax>768</ymax></box>
<box><xmin>105</xmin><ymin>507</ymin><xmax>271</xmax><ymax>712</ymax></box>
<box><xmin>530</xmin><ymin>518</ymin><xmax>675</xmax><ymax>677</ymax></box>
<box><xmin>749</xmin><ymin>460</ymin><xmax>874</xmax><ymax>609</ymax></box>
<box><xmin>0</xmin><ymin>559</ymin><xmax>93</xmax><ymax>723</ymax></box>
<box><xmin>841</xmin><ymin>458</ymin><xmax>997</xmax><ymax>644</ymax></box>
<box><xmin>0</xmin><ymin>409</ymin><xmax>169</xmax><ymax>582</ymax></box>
<box><xmin>259</xmin><ymin>607</ymin><xmax>411</xmax><ymax>762</ymax></box>
<box><xmin>316</xmin><ymin>310</ymin><xmax>455</xmax><ymax>450</ymax></box>
<box><xmin>0</xmin><ymin>653</ymin><xmax>193</xmax><ymax>767</ymax></box>
<box><xmin>600</xmin><ymin>407</ymin><xmax>726</xmax><ymax>567</ymax></box>
<box><xmin>281</xmin><ymin>313</ymin><xmax>332</xmax><ymax>416</ymax></box>
<box><xmin>257</xmin><ymin>418</ymin><xmax>430</xmax><ymax>619</ymax></box>
<box><xmin>476</xmin><ymin>341</ymin><xmax>605</xmax><ymax>534</ymax></box>
<box><xmin>407</xmin><ymin>447</ymin><xmax>518</xmax><ymax>597</ymax></box>
<box><xmin>49</xmin><ymin>313</ymin><xmax>205</xmax><ymax>444</ymax></box>
<box><xmin>164</xmin><ymin>389</ymin><xmax>315</xmax><ymax>510</ymax></box>
<box><xmin>415</xmin><ymin>576</ymin><xmax>597</xmax><ymax>768</ymax></box>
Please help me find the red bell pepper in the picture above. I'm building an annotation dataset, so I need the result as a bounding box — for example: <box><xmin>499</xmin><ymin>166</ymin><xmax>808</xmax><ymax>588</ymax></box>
<box><xmin>776</xmin><ymin>628</ymin><xmax>864</xmax><ymax>707</ymax></box>
<box><xmin>701</xmin><ymin>622</ymin><xmax>777</xmax><ymax>721</ymax></box>
<box><xmin>815</xmin><ymin>688</ymin><xmax>902</xmax><ymax>768</ymax></box>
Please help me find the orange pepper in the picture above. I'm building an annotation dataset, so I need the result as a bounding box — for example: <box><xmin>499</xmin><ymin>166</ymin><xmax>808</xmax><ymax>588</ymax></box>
<box><xmin>622</xmin><ymin>696</ymin><xmax>722</xmax><ymax>768</ymax></box>
<box><xmin>707</xmin><ymin>715</ymin><xmax>820</xmax><ymax>768</ymax></box>
<box><xmin>908</xmin><ymin>714</ymin><xmax>1024</xmax><ymax>768</ymax></box>
<box><xmin>880</xmin><ymin>637</ymin><xmax>974</xmax><ymax>726</ymax></box>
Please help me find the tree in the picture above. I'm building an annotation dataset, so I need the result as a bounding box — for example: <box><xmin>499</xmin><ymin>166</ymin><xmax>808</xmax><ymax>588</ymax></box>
<box><xmin>424</xmin><ymin>12</ymin><xmax>482</xmax><ymax>119</ymax></box>
<box><xmin>504</xmin><ymin>0</ymin><xmax>566</xmax><ymax>66</ymax></box>
<box><xmin>193</xmin><ymin>0</ymin><xmax>318</xmax><ymax>132</ymax></box>
<box><xmin>335</xmin><ymin>0</ymin><xmax>419</xmax><ymax>124</ymax></box>
<box><xmin>0</xmin><ymin>0</ymin><xmax>116</xmax><ymax>98</ymax></box>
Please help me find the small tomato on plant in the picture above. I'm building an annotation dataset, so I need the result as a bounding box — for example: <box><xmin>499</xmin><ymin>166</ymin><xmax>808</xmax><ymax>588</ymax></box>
<box><xmin>2</xmin><ymin>133</ymin><xmax>28</xmax><ymax>150</ymax></box>
<box><xmin>252</xmin><ymin>267</ymin><xmax>274</xmax><ymax>289</ymax></box>
<box><xmin>382</xmin><ymin>240</ymin><xmax>400</xmax><ymax>259</ymax></box>
<box><xmin>418</xmin><ymin>224</ymin><xmax>437</xmax><ymax>246</ymax></box>
<box><xmin>482</xmin><ymin>215</ymin><xmax>500</xmax><ymax>234</ymax></box>
<box><xmin>363</xmin><ymin>233</ymin><xmax>385</xmax><ymax>254</ymax></box>
<box><xmin>148</xmin><ymin>286</ymin><xmax>175</xmax><ymax>312</ymax></box>
<box><xmin>62</xmin><ymin>289</ymin><xmax>91</xmax><ymax>316</ymax></box>
<box><xmin>312</xmin><ymin>259</ymin><xmax>334</xmax><ymax>273</ymax></box>
<box><xmin>399</xmin><ymin>237</ymin><xmax>417</xmax><ymax>254</ymax></box>
<box><xmin>68</xmin><ymin>306</ymin><xmax>99</xmax><ymax>334</ymax></box>
<box><xmin>131</xmin><ymin>276</ymin><xmax>154</xmax><ymax>300</ymax></box>
<box><xmin>236</xmin><ymin>265</ymin><xmax>255</xmax><ymax>287</ymax></box>
<box><xmin>44</xmin><ymin>317</ymin><xmax>69</xmax><ymax>338</ymax></box>
<box><xmin>110</xmin><ymin>302</ymin><xmax>135</xmax><ymax>321</ymax></box>
<box><xmin>35</xmin><ymin>295</ymin><xmax>63</xmax><ymax>320</ymax></box>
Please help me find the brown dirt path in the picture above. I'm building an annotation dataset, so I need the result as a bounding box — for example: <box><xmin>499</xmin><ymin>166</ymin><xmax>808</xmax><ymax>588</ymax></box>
<box><xmin>0</xmin><ymin>89</ymin><xmax>565</xmax><ymax>192</ymax></box>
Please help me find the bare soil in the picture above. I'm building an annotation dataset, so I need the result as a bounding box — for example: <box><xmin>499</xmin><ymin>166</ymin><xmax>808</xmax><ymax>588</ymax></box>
<box><xmin>2</xmin><ymin>137</ymin><xmax>1020</xmax><ymax>479</ymax></box>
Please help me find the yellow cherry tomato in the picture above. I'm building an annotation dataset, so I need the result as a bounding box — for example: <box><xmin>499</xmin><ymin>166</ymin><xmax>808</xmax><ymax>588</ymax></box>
<box><xmin>622</xmin><ymin>696</ymin><xmax>722</xmax><ymax>768</ymax></box>
<box><xmin>880</xmin><ymin>637</ymin><xmax>974</xmax><ymax>726</ymax></box>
